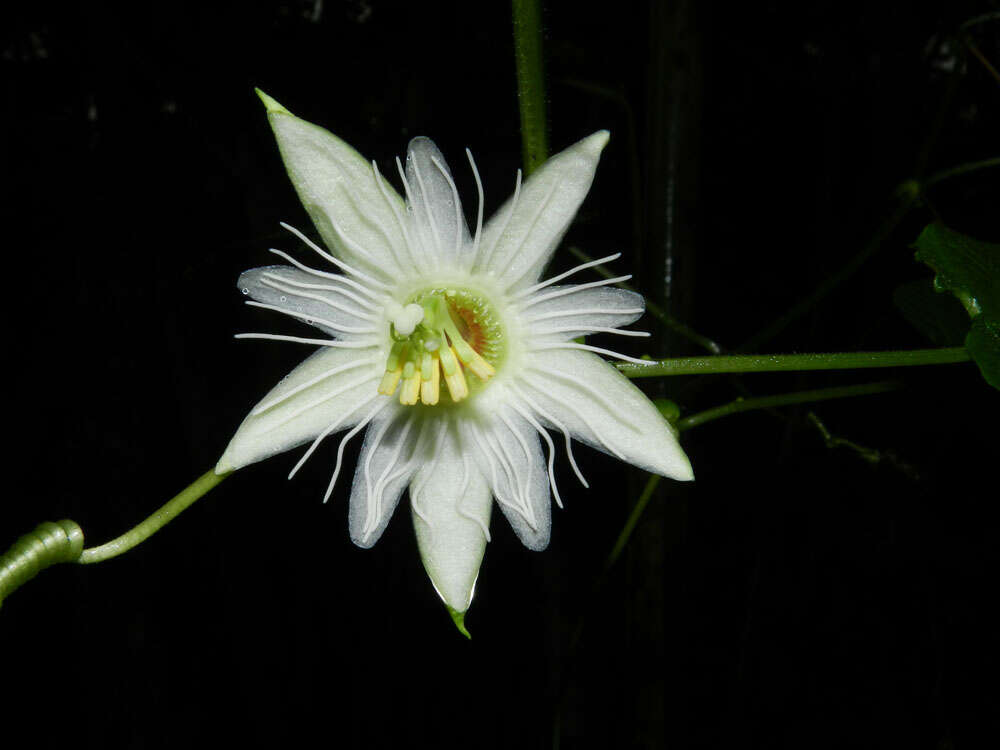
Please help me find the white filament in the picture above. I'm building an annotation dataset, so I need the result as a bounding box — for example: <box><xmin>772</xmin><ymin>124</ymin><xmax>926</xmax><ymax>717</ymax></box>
<box><xmin>465</xmin><ymin>148</ymin><xmax>484</xmax><ymax>261</ymax></box>
<box><xmin>514</xmin><ymin>253</ymin><xmax>623</xmax><ymax>299</ymax></box>
<box><xmin>280</xmin><ymin>222</ymin><xmax>390</xmax><ymax>291</ymax></box>
<box><xmin>531</xmin><ymin>342</ymin><xmax>655</xmax><ymax>366</ymax></box>
<box><xmin>520</xmin><ymin>275</ymin><xmax>632</xmax><ymax>308</ymax></box>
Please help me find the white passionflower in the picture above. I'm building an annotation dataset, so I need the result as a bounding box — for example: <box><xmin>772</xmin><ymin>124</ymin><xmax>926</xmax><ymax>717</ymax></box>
<box><xmin>218</xmin><ymin>91</ymin><xmax>694</xmax><ymax>625</ymax></box>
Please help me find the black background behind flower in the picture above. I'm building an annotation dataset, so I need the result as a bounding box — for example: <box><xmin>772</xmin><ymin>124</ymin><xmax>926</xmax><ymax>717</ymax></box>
<box><xmin>3</xmin><ymin>1</ymin><xmax>998</xmax><ymax>748</ymax></box>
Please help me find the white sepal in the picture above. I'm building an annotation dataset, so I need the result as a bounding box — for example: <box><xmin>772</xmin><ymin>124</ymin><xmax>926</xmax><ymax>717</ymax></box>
<box><xmin>411</xmin><ymin>420</ymin><xmax>492</xmax><ymax>613</ymax></box>
<box><xmin>261</xmin><ymin>93</ymin><xmax>408</xmax><ymax>282</ymax></box>
<box><xmin>404</xmin><ymin>137</ymin><xmax>471</xmax><ymax>269</ymax></box>
<box><xmin>479</xmin><ymin>131</ymin><xmax>609</xmax><ymax>290</ymax></box>
<box><xmin>348</xmin><ymin>407</ymin><xmax>422</xmax><ymax>548</ymax></box>
<box><xmin>523</xmin><ymin>285</ymin><xmax>645</xmax><ymax>342</ymax></box>
<box><xmin>519</xmin><ymin>349</ymin><xmax>694</xmax><ymax>481</ymax></box>
<box><xmin>238</xmin><ymin>266</ymin><xmax>377</xmax><ymax>341</ymax></box>
<box><xmin>216</xmin><ymin>347</ymin><xmax>381</xmax><ymax>473</ymax></box>
<box><xmin>466</xmin><ymin>401</ymin><xmax>552</xmax><ymax>550</ymax></box>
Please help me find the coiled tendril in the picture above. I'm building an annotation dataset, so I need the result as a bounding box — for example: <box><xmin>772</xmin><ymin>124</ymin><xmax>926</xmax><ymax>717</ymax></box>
<box><xmin>0</xmin><ymin>520</ymin><xmax>84</xmax><ymax>608</ymax></box>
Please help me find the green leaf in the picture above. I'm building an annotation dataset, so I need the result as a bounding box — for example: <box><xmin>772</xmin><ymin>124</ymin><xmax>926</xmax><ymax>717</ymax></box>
<box><xmin>913</xmin><ymin>223</ymin><xmax>1000</xmax><ymax>389</ymax></box>
<box><xmin>893</xmin><ymin>280</ymin><xmax>968</xmax><ymax>347</ymax></box>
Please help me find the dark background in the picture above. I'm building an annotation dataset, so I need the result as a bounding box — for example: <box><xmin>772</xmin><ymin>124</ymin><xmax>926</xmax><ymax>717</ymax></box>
<box><xmin>3</xmin><ymin>1</ymin><xmax>998</xmax><ymax>748</ymax></box>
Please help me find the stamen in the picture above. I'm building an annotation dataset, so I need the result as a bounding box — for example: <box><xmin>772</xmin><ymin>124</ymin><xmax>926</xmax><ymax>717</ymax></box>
<box><xmin>465</xmin><ymin>148</ymin><xmax>484</xmax><ymax>261</ymax></box>
<box><xmin>280</xmin><ymin>222</ymin><xmax>391</xmax><ymax>291</ymax></box>
<box><xmin>440</xmin><ymin>345</ymin><xmax>469</xmax><ymax>401</ymax></box>
<box><xmin>399</xmin><ymin>363</ymin><xmax>421</xmax><ymax>405</ymax></box>
<box><xmin>514</xmin><ymin>253</ymin><xmax>623</xmax><ymax>299</ymax></box>
<box><xmin>420</xmin><ymin>351</ymin><xmax>441</xmax><ymax>405</ymax></box>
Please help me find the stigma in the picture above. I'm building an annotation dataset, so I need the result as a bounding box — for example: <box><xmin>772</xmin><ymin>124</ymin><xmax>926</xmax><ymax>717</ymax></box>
<box><xmin>378</xmin><ymin>291</ymin><xmax>497</xmax><ymax>406</ymax></box>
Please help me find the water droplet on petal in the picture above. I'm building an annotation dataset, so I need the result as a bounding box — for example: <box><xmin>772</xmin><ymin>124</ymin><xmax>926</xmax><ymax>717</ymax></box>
<box><xmin>280</xmin><ymin>295</ymin><xmax>287</xmax><ymax>303</ymax></box>
<box><xmin>241</xmin><ymin>288</ymin><xmax>250</xmax><ymax>295</ymax></box>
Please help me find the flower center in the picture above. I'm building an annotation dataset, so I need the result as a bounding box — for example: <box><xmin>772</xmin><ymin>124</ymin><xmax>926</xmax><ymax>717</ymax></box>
<box><xmin>378</xmin><ymin>288</ymin><xmax>503</xmax><ymax>406</ymax></box>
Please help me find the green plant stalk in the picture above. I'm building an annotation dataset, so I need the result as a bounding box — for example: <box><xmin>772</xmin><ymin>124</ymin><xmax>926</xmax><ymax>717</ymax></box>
<box><xmin>675</xmin><ymin>380</ymin><xmax>900</xmax><ymax>431</ymax></box>
<box><xmin>512</xmin><ymin>0</ymin><xmax>548</xmax><ymax>174</ymax></box>
<box><xmin>605</xmin><ymin>379</ymin><xmax>901</xmax><ymax>572</ymax></box>
<box><xmin>78</xmin><ymin>469</ymin><xmax>229</xmax><ymax>564</ymax></box>
<box><xmin>618</xmin><ymin>346</ymin><xmax>970</xmax><ymax>378</ymax></box>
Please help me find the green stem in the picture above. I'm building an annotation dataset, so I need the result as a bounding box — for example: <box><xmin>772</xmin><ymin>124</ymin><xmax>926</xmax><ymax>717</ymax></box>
<box><xmin>604</xmin><ymin>474</ymin><xmax>661</xmax><ymax>572</ymax></box>
<box><xmin>511</xmin><ymin>0</ymin><xmax>548</xmax><ymax>174</ymax></box>
<box><xmin>78</xmin><ymin>469</ymin><xmax>229</xmax><ymax>564</ymax></box>
<box><xmin>617</xmin><ymin>346</ymin><xmax>970</xmax><ymax>378</ymax></box>
<box><xmin>922</xmin><ymin>155</ymin><xmax>1000</xmax><ymax>189</ymax></box>
<box><xmin>675</xmin><ymin>381</ymin><xmax>901</xmax><ymax>431</ymax></box>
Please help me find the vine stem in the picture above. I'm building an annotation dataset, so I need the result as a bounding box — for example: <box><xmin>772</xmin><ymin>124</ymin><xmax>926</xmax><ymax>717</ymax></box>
<box><xmin>78</xmin><ymin>469</ymin><xmax>229</xmax><ymax>564</ymax></box>
<box><xmin>617</xmin><ymin>346</ymin><xmax>970</xmax><ymax>378</ymax></box>
<box><xmin>511</xmin><ymin>0</ymin><xmax>548</xmax><ymax>174</ymax></box>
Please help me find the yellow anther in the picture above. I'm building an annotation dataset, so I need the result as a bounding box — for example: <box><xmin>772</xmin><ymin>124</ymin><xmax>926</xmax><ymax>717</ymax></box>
<box><xmin>378</xmin><ymin>368</ymin><xmax>402</xmax><ymax>396</ymax></box>
<box><xmin>459</xmin><ymin>348</ymin><xmax>495</xmax><ymax>381</ymax></box>
<box><xmin>420</xmin><ymin>352</ymin><xmax>441</xmax><ymax>405</ymax></box>
<box><xmin>439</xmin><ymin>345</ymin><xmax>459</xmax><ymax>377</ymax></box>
<box><xmin>443</xmin><ymin>346</ymin><xmax>469</xmax><ymax>402</ymax></box>
<box><xmin>400</xmin><ymin>368</ymin><xmax>421</xmax><ymax>405</ymax></box>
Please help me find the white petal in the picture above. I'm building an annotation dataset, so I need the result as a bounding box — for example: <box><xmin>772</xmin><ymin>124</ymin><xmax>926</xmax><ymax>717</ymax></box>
<box><xmin>523</xmin><ymin>285</ymin><xmax>645</xmax><ymax>341</ymax></box>
<box><xmin>261</xmin><ymin>93</ymin><xmax>409</xmax><ymax>281</ymax></box>
<box><xmin>348</xmin><ymin>407</ymin><xmax>423</xmax><ymax>548</ymax></box>
<box><xmin>517</xmin><ymin>349</ymin><xmax>694</xmax><ymax>481</ymax></box>
<box><xmin>465</xmin><ymin>404</ymin><xmax>551</xmax><ymax>550</ymax></box>
<box><xmin>478</xmin><ymin>131</ymin><xmax>609</xmax><ymax>290</ymax></box>
<box><xmin>239</xmin><ymin>266</ymin><xmax>377</xmax><ymax>340</ymax></box>
<box><xmin>411</xmin><ymin>420</ymin><xmax>492</xmax><ymax>613</ymax></box>
<box><xmin>404</xmin><ymin>137</ymin><xmax>471</xmax><ymax>267</ymax></box>
<box><xmin>216</xmin><ymin>346</ymin><xmax>381</xmax><ymax>473</ymax></box>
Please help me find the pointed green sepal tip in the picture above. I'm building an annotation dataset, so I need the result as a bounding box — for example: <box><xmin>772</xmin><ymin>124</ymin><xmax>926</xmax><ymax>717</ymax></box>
<box><xmin>254</xmin><ymin>88</ymin><xmax>292</xmax><ymax>116</ymax></box>
<box><xmin>447</xmin><ymin>606</ymin><xmax>472</xmax><ymax>639</ymax></box>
